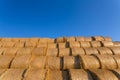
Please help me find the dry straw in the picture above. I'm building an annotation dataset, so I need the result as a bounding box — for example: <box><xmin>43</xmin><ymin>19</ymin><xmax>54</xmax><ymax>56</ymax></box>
<box><xmin>112</xmin><ymin>55</ymin><xmax>120</xmax><ymax>68</ymax></box>
<box><xmin>90</xmin><ymin>41</ymin><xmax>101</xmax><ymax>47</ymax></box>
<box><xmin>65</xmin><ymin>37</ymin><xmax>76</xmax><ymax>42</ymax></box>
<box><xmin>103</xmin><ymin>36</ymin><xmax>112</xmax><ymax>41</ymax></box>
<box><xmin>4</xmin><ymin>47</ymin><xmax>18</xmax><ymax>55</ymax></box>
<box><xmin>84</xmin><ymin>47</ymin><xmax>99</xmax><ymax>55</ymax></box>
<box><xmin>113</xmin><ymin>42</ymin><xmax>120</xmax><ymax>47</ymax></box>
<box><xmin>68</xmin><ymin>41</ymin><xmax>80</xmax><ymax>48</ymax></box>
<box><xmin>46</xmin><ymin>48</ymin><xmax>58</xmax><ymax>57</ymax></box>
<box><xmin>109</xmin><ymin>47</ymin><xmax>120</xmax><ymax>55</ymax></box>
<box><xmin>71</xmin><ymin>47</ymin><xmax>85</xmax><ymax>56</ymax></box>
<box><xmin>101</xmin><ymin>41</ymin><xmax>113</xmax><ymax>47</ymax></box>
<box><xmin>84</xmin><ymin>37</ymin><xmax>93</xmax><ymax>41</ymax></box>
<box><xmin>112</xmin><ymin>69</ymin><xmax>120</xmax><ymax>79</ymax></box>
<box><xmin>80</xmin><ymin>41</ymin><xmax>91</xmax><ymax>48</ymax></box>
<box><xmin>69</xmin><ymin>69</ymin><xmax>93</xmax><ymax>80</ymax></box>
<box><xmin>59</xmin><ymin>48</ymin><xmax>70</xmax><ymax>57</ymax></box>
<box><xmin>93</xmin><ymin>36</ymin><xmax>104</xmax><ymax>41</ymax></box>
<box><xmin>32</xmin><ymin>47</ymin><xmax>46</xmax><ymax>56</ymax></box>
<box><xmin>89</xmin><ymin>69</ymin><xmax>118</xmax><ymax>80</ymax></box>
<box><xmin>75</xmin><ymin>36</ymin><xmax>85</xmax><ymax>41</ymax></box>
<box><xmin>95</xmin><ymin>55</ymin><xmax>117</xmax><ymax>69</ymax></box>
<box><xmin>80</xmin><ymin>55</ymin><xmax>100</xmax><ymax>69</ymax></box>
<box><xmin>58</xmin><ymin>43</ymin><xmax>67</xmax><ymax>48</ymax></box>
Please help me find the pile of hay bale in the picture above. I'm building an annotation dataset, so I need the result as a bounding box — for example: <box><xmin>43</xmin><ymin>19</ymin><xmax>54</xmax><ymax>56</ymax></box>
<box><xmin>0</xmin><ymin>36</ymin><xmax>120</xmax><ymax>80</ymax></box>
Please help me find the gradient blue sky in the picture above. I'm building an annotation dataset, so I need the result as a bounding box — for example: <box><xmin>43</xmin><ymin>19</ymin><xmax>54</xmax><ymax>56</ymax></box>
<box><xmin>0</xmin><ymin>0</ymin><xmax>120</xmax><ymax>41</ymax></box>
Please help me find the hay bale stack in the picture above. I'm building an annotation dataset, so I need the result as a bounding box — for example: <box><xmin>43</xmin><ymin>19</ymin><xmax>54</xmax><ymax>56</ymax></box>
<box><xmin>92</xmin><ymin>36</ymin><xmax>104</xmax><ymax>41</ymax></box>
<box><xmin>84</xmin><ymin>37</ymin><xmax>93</xmax><ymax>41</ymax></box>
<box><xmin>101</xmin><ymin>41</ymin><xmax>113</xmax><ymax>47</ymax></box>
<box><xmin>23</xmin><ymin>68</ymin><xmax>46</xmax><ymax>80</ymax></box>
<box><xmin>71</xmin><ymin>47</ymin><xmax>85</xmax><ymax>56</ymax></box>
<box><xmin>109</xmin><ymin>47</ymin><xmax>120</xmax><ymax>54</ymax></box>
<box><xmin>46</xmin><ymin>38</ymin><xmax>55</xmax><ymax>43</ymax></box>
<box><xmin>113</xmin><ymin>42</ymin><xmax>120</xmax><ymax>47</ymax></box>
<box><xmin>112</xmin><ymin>55</ymin><xmax>120</xmax><ymax>68</ymax></box>
<box><xmin>11</xmin><ymin>55</ymin><xmax>31</xmax><ymax>68</ymax></box>
<box><xmin>0</xmin><ymin>69</ymin><xmax>25</xmax><ymax>80</ymax></box>
<box><xmin>80</xmin><ymin>41</ymin><xmax>91</xmax><ymax>47</ymax></box>
<box><xmin>1</xmin><ymin>38</ymin><xmax>12</xmax><ymax>42</ymax></box>
<box><xmin>55</xmin><ymin>37</ymin><xmax>65</xmax><ymax>43</ymax></box>
<box><xmin>46</xmin><ymin>57</ymin><xmax>61</xmax><ymax>70</ymax></box>
<box><xmin>65</xmin><ymin>37</ymin><xmax>75</xmax><ymax>42</ymax></box>
<box><xmin>95</xmin><ymin>55</ymin><xmax>117</xmax><ymax>69</ymax></box>
<box><xmin>0</xmin><ymin>69</ymin><xmax>6</xmax><ymax>75</ymax></box>
<box><xmin>0</xmin><ymin>55</ymin><xmax>14</xmax><ymax>68</ymax></box>
<box><xmin>68</xmin><ymin>41</ymin><xmax>80</xmax><ymax>48</ymax></box>
<box><xmin>63</xmin><ymin>56</ymin><xmax>80</xmax><ymax>69</ymax></box>
<box><xmin>59</xmin><ymin>48</ymin><xmax>70</xmax><ymax>57</ymax></box>
<box><xmin>46</xmin><ymin>48</ymin><xmax>58</xmax><ymax>56</ymax></box>
<box><xmin>47</xmin><ymin>43</ymin><xmax>57</xmax><ymax>48</ymax></box>
<box><xmin>4</xmin><ymin>48</ymin><xmax>18</xmax><ymax>55</ymax></box>
<box><xmin>58</xmin><ymin>43</ymin><xmax>67</xmax><ymax>48</ymax></box>
<box><xmin>32</xmin><ymin>47</ymin><xmax>46</xmax><ymax>56</ymax></box>
<box><xmin>76</xmin><ymin>36</ymin><xmax>85</xmax><ymax>41</ymax></box>
<box><xmin>39</xmin><ymin>38</ymin><xmax>54</xmax><ymax>43</ymax></box>
<box><xmin>37</xmin><ymin>43</ymin><xmax>47</xmax><ymax>48</ymax></box>
<box><xmin>15</xmin><ymin>42</ymin><xmax>25</xmax><ymax>48</ymax></box>
<box><xmin>89</xmin><ymin>69</ymin><xmax>118</xmax><ymax>80</ymax></box>
<box><xmin>103</xmin><ymin>36</ymin><xmax>112</xmax><ymax>41</ymax></box>
<box><xmin>19</xmin><ymin>38</ymin><xmax>30</xmax><ymax>42</ymax></box>
<box><xmin>29</xmin><ymin>38</ymin><xmax>39</xmax><ymax>42</ymax></box>
<box><xmin>80</xmin><ymin>55</ymin><xmax>100</xmax><ymax>69</ymax></box>
<box><xmin>90</xmin><ymin>41</ymin><xmax>101</xmax><ymax>47</ymax></box>
<box><xmin>12</xmin><ymin>38</ymin><xmax>20</xmax><ymax>42</ymax></box>
<box><xmin>29</xmin><ymin>56</ymin><xmax>46</xmax><ymax>69</ymax></box>
<box><xmin>2</xmin><ymin>42</ymin><xmax>15</xmax><ymax>47</ymax></box>
<box><xmin>96</xmin><ymin>47</ymin><xmax>113</xmax><ymax>55</ymax></box>
<box><xmin>84</xmin><ymin>47</ymin><xmax>99</xmax><ymax>55</ymax></box>
<box><xmin>16</xmin><ymin>48</ymin><xmax>33</xmax><ymax>55</ymax></box>
<box><xmin>69</xmin><ymin>69</ymin><xmax>93</xmax><ymax>80</ymax></box>
<box><xmin>25</xmin><ymin>41</ymin><xmax>37</xmax><ymax>47</ymax></box>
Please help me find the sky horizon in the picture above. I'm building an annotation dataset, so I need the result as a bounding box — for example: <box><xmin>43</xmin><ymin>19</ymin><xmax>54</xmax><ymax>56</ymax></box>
<box><xmin>0</xmin><ymin>0</ymin><xmax>120</xmax><ymax>41</ymax></box>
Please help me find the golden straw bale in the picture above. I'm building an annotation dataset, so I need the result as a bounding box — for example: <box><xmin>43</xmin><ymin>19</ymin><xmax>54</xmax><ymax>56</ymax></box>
<box><xmin>11</xmin><ymin>55</ymin><xmax>31</xmax><ymax>68</ymax></box>
<box><xmin>0</xmin><ymin>42</ymin><xmax>3</xmax><ymax>47</ymax></box>
<box><xmin>55</xmin><ymin>37</ymin><xmax>65</xmax><ymax>43</ymax></box>
<box><xmin>113</xmin><ymin>42</ymin><xmax>120</xmax><ymax>47</ymax></box>
<box><xmin>71</xmin><ymin>47</ymin><xmax>85</xmax><ymax>56</ymax></box>
<box><xmin>109</xmin><ymin>47</ymin><xmax>120</xmax><ymax>55</ymax></box>
<box><xmin>47</xmin><ymin>43</ymin><xmax>57</xmax><ymax>48</ymax></box>
<box><xmin>68</xmin><ymin>41</ymin><xmax>80</xmax><ymax>48</ymax></box>
<box><xmin>47</xmin><ymin>38</ymin><xmax>55</xmax><ymax>43</ymax></box>
<box><xmin>112</xmin><ymin>55</ymin><xmax>120</xmax><ymax>68</ymax></box>
<box><xmin>0</xmin><ymin>69</ymin><xmax>6</xmax><ymax>75</ymax></box>
<box><xmin>89</xmin><ymin>69</ymin><xmax>118</xmax><ymax>80</ymax></box>
<box><xmin>59</xmin><ymin>48</ymin><xmax>70</xmax><ymax>57</ymax></box>
<box><xmin>58</xmin><ymin>43</ymin><xmax>67</xmax><ymax>48</ymax></box>
<box><xmin>32</xmin><ymin>47</ymin><xmax>46</xmax><ymax>56</ymax></box>
<box><xmin>29</xmin><ymin>38</ymin><xmax>40</xmax><ymax>42</ymax></box>
<box><xmin>84</xmin><ymin>47</ymin><xmax>99</xmax><ymax>55</ymax></box>
<box><xmin>2</xmin><ymin>41</ymin><xmax>15</xmax><ymax>47</ymax></box>
<box><xmin>25</xmin><ymin>41</ymin><xmax>37</xmax><ymax>47</ymax></box>
<box><xmin>46</xmin><ymin>57</ymin><xmax>61</xmax><ymax>70</ymax></box>
<box><xmin>103</xmin><ymin>36</ymin><xmax>112</xmax><ymax>41</ymax></box>
<box><xmin>37</xmin><ymin>43</ymin><xmax>47</xmax><ymax>48</ymax></box>
<box><xmin>92</xmin><ymin>36</ymin><xmax>104</xmax><ymax>41</ymax></box>
<box><xmin>80</xmin><ymin>41</ymin><xmax>91</xmax><ymax>48</ymax></box>
<box><xmin>95</xmin><ymin>55</ymin><xmax>117</xmax><ymax>69</ymax></box>
<box><xmin>24</xmin><ymin>68</ymin><xmax>46</xmax><ymax>80</ymax></box>
<box><xmin>16</xmin><ymin>48</ymin><xmax>33</xmax><ymax>55</ymax></box>
<box><xmin>29</xmin><ymin>56</ymin><xmax>46</xmax><ymax>69</ymax></box>
<box><xmin>101</xmin><ymin>41</ymin><xmax>113</xmax><ymax>47</ymax></box>
<box><xmin>63</xmin><ymin>56</ymin><xmax>80</xmax><ymax>69</ymax></box>
<box><xmin>4</xmin><ymin>47</ymin><xmax>18</xmax><ymax>55</ymax></box>
<box><xmin>1</xmin><ymin>38</ymin><xmax>12</xmax><ymax>41</ymax></box>
<box><xmin>80</xmin><ymin>55</ymin><xmax>100</xmax><ymax>69</ymax></box>
<box><xmin>90</xmin><ymin>41</ymin><xmax>101</xmax><ymax>47</ymax></box>
<box><xmin>46</xmin><ymin>48</ymin><xmax>58</xmax><ymax>56</ymax></box>
<box><xmin>14</xmin><ymin>42</ymin><xmax>25</xmax><ymax>48</ymax></box>
<box><xmin>19</xmin><ymin>38</ymin><xmax>30</xmax><ymax>42</ymax></box>
<box><xmin>0</xmin><ymin>48</ymin><xmax>7</xmax><ymax>55</ymax></box>
<box><xmin>84</xmin><ymin>37</ymin><xmax>93</xmax><ymax>41</ymax></box>
<box><xmin>76</xmin><ymin>36</ymin><xmax>85</xmax><ymax>41</ymax></box>
<box><xmin>0</xmin><ymin>55</ymin><xmax>13</xmax><ymax>68</ymax></box>
<box><xmin>11</xmin><ymin>38</ymin><xmax>20</xmax><ymax>42</ymax></box>
<box><xmin>96</xmin><ymin>47</ymin><xmax>113</xmax><ymax>55</ymax></box>
<box><xmin>69</xmin><ymin>69</ymin><xmax>93</xmax><ymax>80</ymax></box>
<box><xmin>65</xmin><ymin>37</ymin><xmax>75</xmax><ymax>42</ymax></box>
<box><xmin>0</xmin><ymin>69</ymin><xmax>25</xmax><ymax>80</ymax></box>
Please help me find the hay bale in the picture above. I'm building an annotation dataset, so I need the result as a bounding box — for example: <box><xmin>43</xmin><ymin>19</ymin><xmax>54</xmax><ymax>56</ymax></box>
<box><xmin>0</xmin><ymin>48</ymin><xmax>6</xmax><ymax>55</ymax></box>
<box><xmin>55</xmin><ymin>37</ymin><xmax>65</xmax><ymax>43</ymax></box>
<box><xmin>112</xmin><ymin>69</ymin><xmax>120</xmax><ymax>79</ymax></box>
<box><xmin>0</xmin><ymin>55</ymin><xmax>13</xmax><ymax>68</ymax></box>
<box><xmin>46</xmin><ymin>57</ymin><xmax>61</xmax><ymax>70</ymax></box>
<box><xmin>29</xmin><ymin>56</ymin><xmax>46</xmax><ymax>69</ymax></box>
<box><xmin>0</xmin><ymin>69</ymin><xmax>6</xmax><ymax>75</ymax></box>
<box><xmin>11</xmin><ymin>55</ymin><xmax>31</xmax><ymax>68</ymax></box>
<box><xmin>113</xmin><ymin>42</ymin><xmax>120</xmax><ymax>47</ymax></box>
<box><xmin>76</xmin><ymin>36</ymin><xmax>85</xmax><ymax>41</ymax></box>
<box><xmin>101</xmin><ymin>41</ymin><xmax>113</xmax><ymax>47</ymax></box>
<box><xmin>58</xmin><ymin>43</ymin><xmax>67</xmax><ymax>48</ymax></box>
<box><xmin>96</xmin><ymin>47</ymin><xmax>113</xmax><ymax>55</ymax></box>
<box><xmin>80</xmin><ymin>55</ymin><xmax>100</xmax><ymax>69</ymax></box>
<box><xmin>19</xmin><ymin>38</ymin><xmax>30</xmax><ymax>42</ymax></box>
<box><xmin>95</xmin><ymin>55</ymin><xmax>117</xmax><ymax>69</ymax></box>
<box><xmin>68</xmin><ymin>41</ymin><xmax>80</xmax><ymax>48</ymax></box>
<box><xmin>47</xmin><ymin>43</ymin><xmax>57</xmax><ymax>48</ymax></box>
<box><xmin>71</xmin><ymin>47</ymin><xmax>85</xmax><ymax>56</ymax></box>
<box><xmin>69</xmin><ymin>69</ymin><xmax>93</xmax><ymax>80</ymax></box>
<box><xmin>2</xmin><ymin>41</ymin><xmax>15</xmax><ymax>47</ymax></box>
<box><xmin>92</xmin><ymin>36</ymin><xmax>104</xmax><ymax>41</ymax></box>
<box><xmin>59</xmin><ymin>48</ymin><xmax>70</xmax><ymax>57</ymax></box>
<box><xmin>63</xmin><ymin>56</ymin><xmax>80</xmax><ymax>69</ymax></box>
<box><xmin>4</xmin><ymin>48</ymin><xmax>18</xmax><ymax>55</ymax></box>
<box><xmin>37</xmin><ymin>43</ymin><xmax>47</xmax><ymax>48</ymax></box>
<box><xmin>65</xmin><ymin>37</ymin><xmax>75</xmax><ymax>42</ymax></box>
<box><xmin>0</xmin><ymin>42</ymin><xmax>2</xmax><ymax>47</ymax></box>
<box><xmin>12</xmin><ymin>38</ymin><xmax>20</xmax><ymax>42</ymax></box>
<box><xmin>89</xmin><ymin>69</ymin><xmax>118</xmax><ymax>80</ymax></box>
<box><xmin>32</xmin><ymin>47</ymin><xmax>46</xmax><ymax>56</ymax></box>
<box><xmin>0</xmin><ymin>69</ymin><xmax>25</xmax><ymax>80</ymax></box>
<box><xmin>84</xmin><ymin>37</ymin><xmax>93</xmax><ymax>41</ymax></box>
<box><xmin>80</xmin><ymin>41</ymin><xmax>91</xmax><ymax>48</ymax></box>
<box><xmin>14</xmin><ymin>42</ymin><xmax>25</xmax><ymax>48</ymax></box>
<box><xmin>25</xmin><ymin>41</ymin><xmax>37</xmax><ymax>47</ymax></box>
<box><xmin>1</xmin><ymin>38</ymin><xmax>12</xmax><ymax>41</ymax></box>
<box><xmin>103</xmin><ymin>36</ymin><xmax>112</xmax><ymax>41</ymax></box>
<box><xmin>109</xmin><ymin>47</ymin><xmax>120</xmax><ymax>54</ymax></box>
<box><xmin>90</xmin><ymin>41</ymin><xmax>101</xmax><ymax>47</ymax></box>
<box><xmin>84</xmin><ymin>47</ymin><xmax>99</xmax><ymax>55</ymax></box>
<box><xmin>39</xmin><ymin>38</ymin><xmax>54</xmax><ymax>43</ymax></box>
<box><xmin>47</xmin><ymin>38</ymin><xmax>55</xmax><ymax>43</ymax></box>
<box><xmin>29</xmin><ymin>38</ymin><xmax>40</xmax><ymax>42</ymax></box>
<box><xmin>23</xmin><ymin>68</ymin><xmax>46</xmax><ymax>80</ymax></box>
<box><xmin>16</xmin><ymin>48</ymin><xmax>33</xmax><ymax>55</ymax></box>
<box><xmin>112</xmin><ymin>55</ymin><xmax>120</xmax><ymax>68</ymax></box>
<box><xmin>46</xmin><ymin>48</ymin><xmax>58</xmax><ymax>56</ymax></box>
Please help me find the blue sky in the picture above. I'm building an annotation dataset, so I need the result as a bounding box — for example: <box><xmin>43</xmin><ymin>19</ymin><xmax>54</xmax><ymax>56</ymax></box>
<box><xmin>0</xmin><ymin>0</ymin><xmax>120</xmax><ymax>41</ymax></box>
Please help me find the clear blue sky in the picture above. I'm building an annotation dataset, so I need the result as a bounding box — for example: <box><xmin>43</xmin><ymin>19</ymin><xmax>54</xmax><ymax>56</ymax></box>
<box><xmin>0</xmin><ymin>0</ymin><xmax>120</xmax><ymax>41</ymax></box>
